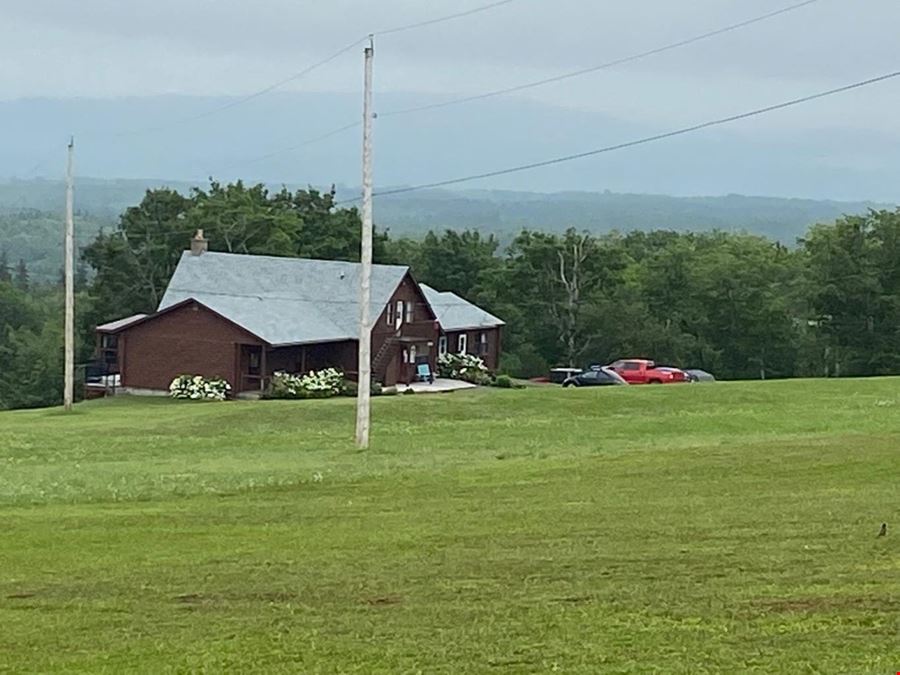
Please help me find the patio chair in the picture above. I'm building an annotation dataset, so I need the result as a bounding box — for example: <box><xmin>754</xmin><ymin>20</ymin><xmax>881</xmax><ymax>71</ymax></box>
<box><xmin>416</xmin><ymin>363</ymin><xmax>434</xmax><ymax>384</ymax></box>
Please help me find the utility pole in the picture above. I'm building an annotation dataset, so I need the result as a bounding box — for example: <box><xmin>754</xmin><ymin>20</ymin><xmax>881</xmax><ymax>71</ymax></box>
<box><xmin>63</xmin><ymin>137</ymin><xmax>75</xmax><ymax>412</ymax></box>
<box><xmin>355</xmin><ymin>36</ymin><xmax>375</xmax><ymax>449</ymax></box>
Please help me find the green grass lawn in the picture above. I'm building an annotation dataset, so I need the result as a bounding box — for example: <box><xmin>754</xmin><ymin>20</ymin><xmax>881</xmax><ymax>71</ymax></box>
<box><xmin>1</xmin><ymin>380</ymin><xmax>898</xmax><ymax>673</ymax></box>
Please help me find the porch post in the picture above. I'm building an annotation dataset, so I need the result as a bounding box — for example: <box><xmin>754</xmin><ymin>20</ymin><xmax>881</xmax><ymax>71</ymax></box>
<box><xmin>233</xmin><ymin>343</ymin><xmax>240</xmax><ymax>393</ymax></box>
<box><xmin>260</xmin><ymin>347</ymin><xmax>268</xmax><ymax>392</ymax></box>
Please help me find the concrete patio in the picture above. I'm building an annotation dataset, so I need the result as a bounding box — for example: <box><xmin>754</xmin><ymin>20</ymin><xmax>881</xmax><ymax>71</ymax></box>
<box><xmin>395</xmin><ymin>378</ymin><xmax>477</xmax><ymax>394</ymax></box>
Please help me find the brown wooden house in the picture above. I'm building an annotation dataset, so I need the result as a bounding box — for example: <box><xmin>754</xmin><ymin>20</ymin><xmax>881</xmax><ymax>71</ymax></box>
<box><xmin>421</xmin><ymin>284</ymin><xmax>505</xmax><ymax>371</ymax></box>
<box><xmin>95</xmin><ymin>238</ymin><xmax>502</xmax><ymax>395</ymax></box>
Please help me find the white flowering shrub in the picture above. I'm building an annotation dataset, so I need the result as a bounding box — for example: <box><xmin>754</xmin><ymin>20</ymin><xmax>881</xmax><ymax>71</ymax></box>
<box><xmin>437</xmin><ymin>353</ymin><xmax>492</xmax><ymax>385</ymax></box>
<box><xmin>169</xmin><ymin>374</ymin><xmax>231</xmax><ymax>401</ymax></box>
<box><xmin>268</xmin><ymin>368</ymin><xmax>345</xmax><ymax>399</ymax></box>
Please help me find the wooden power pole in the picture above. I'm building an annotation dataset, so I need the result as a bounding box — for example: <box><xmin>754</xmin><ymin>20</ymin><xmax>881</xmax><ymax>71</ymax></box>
<box><xmin>63</xmin><ymin>138</ymin><xmax>75</xmax><ymax>410</ymax></box>
<box><xmin>355</xmin><ymin>36</ymin><xmax>375</xmax><ymax>449</ymax></box>
<box><xmin>63</xmin><ymin>138</ymin><xmax>75</xmax><ymax>411</ymax></box>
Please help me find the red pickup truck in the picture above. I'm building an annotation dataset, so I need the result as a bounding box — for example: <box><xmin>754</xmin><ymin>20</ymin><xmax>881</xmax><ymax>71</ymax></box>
<box><xmin>608</xmin><ymin>359</ymin><xmax>688</xmax><ymax>385</ymax></box>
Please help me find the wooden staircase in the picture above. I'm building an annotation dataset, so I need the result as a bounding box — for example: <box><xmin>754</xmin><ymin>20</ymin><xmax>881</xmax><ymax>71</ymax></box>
<box><xmin>371</xmin><ymin>336</ymin><xmax>400</xmax><ymax>382</ymax></box>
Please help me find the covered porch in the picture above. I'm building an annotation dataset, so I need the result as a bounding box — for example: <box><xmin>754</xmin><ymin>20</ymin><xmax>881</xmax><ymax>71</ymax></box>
<box><xmin>236</xmin><ymin>340</ymin><xmax>357</xmax><ymax>394</ymax></box>
<box><xmin>236</xmin><ymin>335</ymin><xmax>437</xmax><ymax>394</ymax></box>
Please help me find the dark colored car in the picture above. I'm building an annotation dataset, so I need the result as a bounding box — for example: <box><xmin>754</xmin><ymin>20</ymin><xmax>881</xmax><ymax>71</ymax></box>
<box><xmin>684</xmin><ymin>369</ymin><xmax>716</xmax><ymax>383</ymax></box>
<box><xmin>563</xmin><ymin>367</ymin><xmax>628</xmax><ymax>387</ymax></box>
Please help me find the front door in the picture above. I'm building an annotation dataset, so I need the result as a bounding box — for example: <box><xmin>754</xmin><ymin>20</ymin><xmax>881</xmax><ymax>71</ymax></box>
<box><xmin>240</xmin><ymin>344</ymin><xmax>265</xmax><ymax>392</ymax></box>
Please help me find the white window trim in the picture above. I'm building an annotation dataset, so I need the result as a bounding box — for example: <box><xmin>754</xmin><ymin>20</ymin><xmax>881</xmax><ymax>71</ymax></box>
<box><xmin>409</xmin><ymin>345</ymin><xmax>417</xmax><ymax>363</ymax></box>
<box><xmin>458</xmin><ymin>333</ymin><xmax>468</xmax><ymax>354</ymax></box>
<box><xmin>405</xmin><ymin>301</ymin><xmax>414</xmax><ymax>324</ymax></box>
<box><xmin>438</xmin><ymin>336</ymin><xmax>448</xmax><ymax>356</ymax></box>
<box><xmin>395</xmin><ymin>300</ymin><xmax>404</xmax><ymax>329</ymax></box>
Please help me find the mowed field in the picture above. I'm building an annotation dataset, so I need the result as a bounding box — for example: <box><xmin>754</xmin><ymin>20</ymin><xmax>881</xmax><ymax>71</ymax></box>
<box><xmin>0</xmin><ymin>381</ymin><xmax>898</xmax><ymax>673</ymax></box>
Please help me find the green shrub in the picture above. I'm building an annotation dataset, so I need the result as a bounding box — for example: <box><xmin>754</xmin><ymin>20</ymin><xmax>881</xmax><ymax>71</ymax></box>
<box><xmin>267</xmin><ymin>369</ymin><xmax>344</xmax><ymax>399</ymax></box>
<box><xmin>494</xmin><ymin>374</ymin><xmax>514</xmax><ymax>389</ymax></box>
<box><xmin>169</xmin><ymin>375</ymin><xmax>231</xmax><ymax>401</ymax></box>
<box><xmin>503</xmin><ymin>345</ymin><xmax>548</xmax><ymax>379</ymax></box>
<box><xmin>437</xmin><ymin>353</ymin><xmax>492</xmax><ymax>385</ymax></box>
<box><xmin>342</xmin><ymin>380</ymin><xmax>383</xmax><ymax>397</ymax></box>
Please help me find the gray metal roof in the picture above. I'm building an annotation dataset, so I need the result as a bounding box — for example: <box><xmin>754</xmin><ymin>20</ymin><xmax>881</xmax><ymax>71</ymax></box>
<box><xmin>96</xmin><ymin>313</ymin><xmax>147</xmax><ymax>332</ymax></box>
<box><xmin>420</xmin><ymin>284</ymin><xmax>504</xmax><ymax>332</ymax></box>
<box><xmin>158</xmin><ymin>252</ymin><xmax>409</xmax><ymax>345</ymax></box>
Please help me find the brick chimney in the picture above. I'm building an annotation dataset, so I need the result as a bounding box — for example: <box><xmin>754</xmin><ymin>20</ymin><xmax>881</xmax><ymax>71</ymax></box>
<box><xmin>190</xmin><ymin>229</ymin><xmax>208</xmax><ymax>256</ymax></box>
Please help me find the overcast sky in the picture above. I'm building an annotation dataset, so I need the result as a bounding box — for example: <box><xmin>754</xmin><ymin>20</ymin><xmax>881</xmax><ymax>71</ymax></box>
<box><xmin>4</xmin><ymin>0</ymin><xmax>898</xmax><ymax>115</ymax></box>
<box><xmin>2</xmin><ymin>0</ymin><xmax>900</xmax><ymax>198</ymax></box>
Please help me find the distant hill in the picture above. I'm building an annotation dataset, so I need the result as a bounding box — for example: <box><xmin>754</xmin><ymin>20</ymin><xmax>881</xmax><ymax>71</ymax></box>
<box><xmin>371</xmin><ymin>188</ymin><xmax>889</xmax><ymax>244</ymax></box>
<box><xmin>4</xmin><ymin>93</ymin><xmax>900</xmax><ymax>202</ymax></box>
<box><xmin>0</xmin><ymin>177</ymin><xmax>891</xmax><ymax>281</ymax></box>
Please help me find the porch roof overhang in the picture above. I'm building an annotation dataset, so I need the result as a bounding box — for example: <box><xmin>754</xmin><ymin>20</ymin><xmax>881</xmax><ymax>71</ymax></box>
<box><xmin>96</xmin><ymin>313</ymin><xmax>148</xmax><ymax>333</ymax></box>
<box><xmin>394</xmin><ymin>336</ymin><xmax>434</xmax><ymax>344</ymax></box>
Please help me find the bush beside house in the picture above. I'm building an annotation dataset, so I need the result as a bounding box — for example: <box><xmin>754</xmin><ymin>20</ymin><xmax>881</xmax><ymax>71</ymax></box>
<box><xmin>169</xmin><ymin>375</ymin><xmax>232</xmax><ymax>401</ymax></box>
<box><xmin>267</xmin><ymin>368</ymin><xmax>345</xmax><ymax>399</ymax></box>
<box><xmin>437</xmin><ymin>353</ymin><xmax>492</xmax><ymax>385</ymax></box>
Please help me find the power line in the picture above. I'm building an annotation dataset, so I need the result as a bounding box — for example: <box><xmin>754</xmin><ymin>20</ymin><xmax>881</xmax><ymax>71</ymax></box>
<box><xmin>206</xmin><ymin>1</ymin><xmax>528</xmax><ymax>171</ymax></box>
<box><xmin>376</xmin><ymin>0</ymin><xmax>519</xmax><ymax>36</ymax></box>
<box><xmin>110</xmin><ymin>38</ymin><xmax>367</xmax><ymax>139</ymax></box>
<box><xmin>215</xmin><ymin>122</ymin><xmax>362</xmax><ymax>173</ymax></box>
<box><xmin>380</xmin><ymin>0</ymin><xmax>824</xmax><ymax>117</ymax></box>
<box><xmin>337</xmin><ymin>70</ymin><xmax>900</xmax><ymax>201</ymax></box>
<box><xmin>102</xmin><ymin>0</ymin><xmax>523</xmax><ymax>140</ymax></box>
<box><xmin>222</xmin><ymin>0</ymin><xmax>824</xmax><ymax>171</ymax></box>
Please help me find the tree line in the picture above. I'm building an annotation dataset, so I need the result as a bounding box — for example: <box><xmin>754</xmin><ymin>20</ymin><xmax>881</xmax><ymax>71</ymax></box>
<box><xmin>2</xmin><ymin>180</ymin><xmax>898</xmax><ymax>409</ymax></box>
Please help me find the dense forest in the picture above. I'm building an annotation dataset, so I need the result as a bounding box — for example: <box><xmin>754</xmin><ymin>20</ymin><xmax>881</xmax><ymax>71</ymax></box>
<box><xmin>2</xmin><ymin>180</ymin><xmax>899</xmax><ymax>410</ymax></box>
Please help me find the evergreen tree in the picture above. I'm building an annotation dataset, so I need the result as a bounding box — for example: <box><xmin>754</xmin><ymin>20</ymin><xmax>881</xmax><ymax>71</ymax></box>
<box><xmin>75</xmin><ymin>260</ymin><xmax>89</xmax><ymax>291</ymax></box>
<box><xmin>0</xmin><ymin>249</ymin><xmax>11</xmax><ymax>283</ymax></box>
<box><xmin>14</xmin><ymin>259</ymin><xmax>29</xmax><ymax>291</ymax></box>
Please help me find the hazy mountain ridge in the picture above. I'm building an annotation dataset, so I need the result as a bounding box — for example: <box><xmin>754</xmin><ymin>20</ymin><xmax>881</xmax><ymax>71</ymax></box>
<box><xmin>374</xmin><ymin>189</ymin><xmax>890</xmax><ymax>243</ymax></box>
<box><xmin>0</xmin><ymin>177</ymin><xmax>891</xmax><ymax>281</ymax></box>
<box><xmin>4</xmin><ymin>93</ymin><xmax>900</xmax><ymax>201</ymax></box>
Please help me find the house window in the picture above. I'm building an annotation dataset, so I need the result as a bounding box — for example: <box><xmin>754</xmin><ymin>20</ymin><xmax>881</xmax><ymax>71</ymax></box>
<box><xmin>395</xmin><ymin>300</ymin><xmax>404</xmax><ymax>328</ymax></box>
<box><xmin>402</xmin><ymin>348</ymin><xmax>409</xmax><ymax>364</ymax></box>
<box><xmin>100</xmin><ymin>334</ymin><xmax>118</xmax><ymax>367</ymax></box>
<box><xmin>409</xmin><ymin>345</ymin><xmax>417</xmax><ymax>363</ymax></box>
<box><xmin>438</xmin><ymin>336</ymin><xmax>448</xmax><ymax>356</ymax></box>
<box><xmin>387</xmin><ymin>302</ymin><xmax>394</xmax><ymax>326</ymax></box>
<box><xmin>478</xmin><ymin>332</ymin><xmax>489</xmax><ymax>355</ymax></box>
<box><xmin>405</xmin><ymin>301</ymin><xmax>414</xmax><ymax>323</ymax></box>
<box><xmin>458</xmin><ymin>333</ymin><xmax>468</xmax><ymax>354</ymax></box>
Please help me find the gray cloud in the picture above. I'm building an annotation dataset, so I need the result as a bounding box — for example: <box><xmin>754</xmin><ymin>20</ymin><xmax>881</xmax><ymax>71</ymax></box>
<box><xmin>4</xmin><ymin>0</ymin><xmax>899</xmax><ymax>95</ymax></box>
<box><xmin>2</xmin><ymin>0</ymin><xmax>899</xmax><ymax>199</ymax></box>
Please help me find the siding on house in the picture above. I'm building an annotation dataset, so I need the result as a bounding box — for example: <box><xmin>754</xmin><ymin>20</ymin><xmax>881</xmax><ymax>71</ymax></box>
<box><xmin>422</xmin><ymin>284</ymin><xmax>505</xmax><ymax>372</ymax></box>
<box><xmin>372</xmin><ymin>273</ymin><xmax>439</xmax><ymax>386</ymax></box>
<box><xmin>443</xmin><ymin>326</ymin><xmax>503</xmax><ymax>371</ymax></box>
<box><xmin>118</xmin><ymin>300</ymin><xmax>264</xmax><ymax>392</ymax></box>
